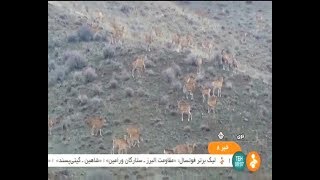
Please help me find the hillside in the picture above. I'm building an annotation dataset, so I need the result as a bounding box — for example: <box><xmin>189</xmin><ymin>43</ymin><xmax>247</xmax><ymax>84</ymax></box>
<box><xmin>48</xmin><ymin>1</ymin><xmax>272</xmax><ymax>179</ymax></box>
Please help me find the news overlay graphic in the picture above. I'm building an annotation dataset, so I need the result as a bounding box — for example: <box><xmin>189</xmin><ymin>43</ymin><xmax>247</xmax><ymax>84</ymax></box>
<box><xmin>218</xmin><ymin>132</ymin><xmax>224</xmax><ymax>139</ymax></box>
<box><xmin>207</xmin><ymin>141</ymin><xmax>242</xmax><ymax>155</ymax></box>
<box><xmin>232</xmin><ymin>151</ymin><xmax>246</xmax><ymax>171</ymax></box>
<box><xmin>48</xmin><ymin>154</ymin><xmax>233</xmax><ymax>167</ymax></box>
<box><xmin>48</xmin><ymin>141</ymin><xmax>261</xmax><ymax>171</ymax></box>
<box><xmin>246</xmin><ymin>151</ymin><xmax>261</xmax><ymax>172</ymax></box>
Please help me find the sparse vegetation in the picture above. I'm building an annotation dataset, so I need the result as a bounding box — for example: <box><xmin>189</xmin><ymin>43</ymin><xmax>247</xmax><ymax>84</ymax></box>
<box><xmin>73</xmin><ymin>71</ymin><xmax>84</xmax><ymax>82</ymax></box>
<box><xmin>48</xmin><ymin>61</ymin><xmax>56</xmax><ymax>72</ymax></box>
<box><xmin>119</xmin><ymin>69</ymin><xmax>131</xmax><ymax>81</ymax></box>
<box><xmin>162</xmin><ymin>67</ymin><xmax>176</xmax><ymax>84</ymax></box>
<box><xmin>172</xmin><ymin>63</ymin><xmax>182</xmax><ymax>77</ymax></box>
<box><xmin>93</xmin><ymin>32</ymin><xmax>106</xmax><ymax>41</ymax></box>
<box><xmin>55</xmin><ymin>67</ymin><xmax>66</xmax><ymax>82</ymax></box>
<box><xmin>83</xmin><ymin>67</ymin><xmax>98</xmax><ymax>83</ymax></box>
<box><xmin>144</xmin><ymin>59</ymin><xmax>156</xmax><ymax>68</ymax></box>
<box><xmin>63</xmin><ymin>51</ymin><xmax>87</xmax><ymax>71</ymax></box>
<box><xmin>49</xmin><ymin>1</ymin><xmax>272</xmax><ymax>178</ymax></box>
<box><xmin>48</xmin><ymin>65</ymin><xmax>67</xmax><ymax>86</ymax></box>
<box><xmin>137</xmin><ymin>88</ymin><xmax>147</xmax><ymax>97</ymax></box>
<box><xmin>88</xmin><ymin>97</ymin><xmax>104</xmax><ymax>113</ymax></box>
<box><xmin>225</xmin><ymin>80</ymin><xmax>233</xmax><ymax>89</ymax></box>
<box><xmin>159</xmin><ymin>95</ymin><xmax>169</xmax><ymax>105</ymax></box>
<box><xmin>125</xmin><ymin>87</ymin><xmax>134</xmax><ymax>97</ymax></box>
<box><xmin>67</xmin><ymin>33</ymin><xmax>79</xmax><ymax>43</ymax></box>
<box><xmin>171</xmin><ymin>79</ymin><xmax>182</xmax><ymax>91</ymax></box>
<box><xmin>77</xmin><ymin>94</ymin><xmax>89</xmax><ymax>105</ymax></box>
<box><xmin>206</xmin><ymin>66</ymin><xmax>215</xmax><ymax>76</ymax></box>
<box><xmin>103</xmin><ymin>46</ymin><xmax>115</xmax><ymax>59</ymax></box>
<box><xmin>77</xmin><ymin>24</ymin><xmax>94</xmax><ymax>42</ymax></box>
<box><xmin>183</xmin><ymin>125</ymin><xmax>191</xmax><ymax>132</ymax></box>
<box><xmin>200</xmin><ymin>124</ymin><xmax>210</xmax><ymax>131</ymax></box>
<box><xmin>145</xmin><ymin>69</ymin><xmax>156</xmax><ymax>76</ymax></box>
<box><xmin>109</xmin><ymin>78</ymin><xmax>118</xmax><ymax>89</ymax></box>
<box><xmin>120</xmin><ymin>5</ymin><xmax>132</xmax><ymax>15</ymax></box>
<box><xmin>110</xmin><ymin>61</ymin><xmax>123</xmax><ymax>71</ymax></box>
<box><xmin>85</xmin><ymin>170</ymin><xmax>113</xmax><ymax>180</ymax></box>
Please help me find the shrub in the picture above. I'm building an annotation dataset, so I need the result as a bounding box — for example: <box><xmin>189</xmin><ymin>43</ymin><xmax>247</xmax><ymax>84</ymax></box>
<box><xmin>55</xmin><ymin>67</ymin><xmax>66</xmax><ymax>82</ymax></box>
<box><xmin>183</xmin><ymin>126</ymin><xmax>191</xmax><ymax>132</ymax></box>
<box><xmin>172</xmin><ymin>63</ymin><xmax>182</xmax><ymax>77</ymax></box>
<box><xmin>48</xmin><ymin>61</ymin><xmax>56</xmax><ymax>72</ymax></box>
<box><xmin>161</xmin><ymin>67</ymin><xmax>176</xmax><ymax>83</ymax></box>
<box><xmin>206</xmin><ymin>66</ymin><xmax>215</xmax><ymax>76</ymax></box>
<box><xmin>213</xmin><ymin>54</ymin><xmax>222</xmax><ymax>66</ymax></box>
<box><xmin>103</xmin><ymin>46</ymin><xmax>115</xmax><ymax>59</ymax></box>
<box><xmin>48</xmin><ymin>66</ymin><xmax>67</xmax><ymax>86</ymax></box>
<box><xmin>165</xmin><ymin>42</ymin><xmax>172</xmax><ymax>49</ymax></box>
<box><xmin>91</xmin><ymin>83</ymin><xmax>103</xmax><ymax>96</ymax></box>
<box><xmin>88</xmin><ymin>96</ymin><xmax>103</xmax><ymax>111</ymax></box>
<box><xmin>83</xmin><ymin>67</ymin><xmax>97</xmax><ymax>83</ymax></box>
<box><xmin>120</xmin><ymin>5</ymin><xmax>132</xmax><ymax>15</ymax></box>
<box><xmin>123</xmin><ymin>118</ymin><xmax>132</xmax><ymax>123</ymax></box>
<box><xmin>146</xmin><ymin>69</ymin><xmax>156</xmax><ymax>76</ymax></box>
<box><xmin>159</xmin><ymin>95</ymin><xmax>169</xmax><ymax>105</ymax></box>
<box><xmin>200</xmin><ymin>124</ymin><xmax>210</xmax><ymax>131</ymax></box>
<box><xmin>63</xmin><ymin>51</ymin><xmax>87</xmax><ymax>71</ymax></box>
<box><xmin>67</xmin><ymin>33</ymin><xmax>79</xmax><ymax>43</ymax></box>
<box><xmin>184</xmin><ymin>54</ymin><xmax>200</xmax><ymax>66</ymax></box>
<box><xmin>171</xmin><ymin>79</ymin><xmax>182</xmax><ymax>91</ymax></box>
<box><xmin>125</xmin><ymin>87</ymin><xmax>134</xmax><ymax>97</ymax></box>
<box><xmin>117</xmin><ymin>69</ymin><xmax>130</xmax><ymax>81</ymax></box>
<box><xmin>73</xmin><ymin>71</ymin><xmax>84</xmax><ymax>82</ymax></box>
<box><xmin>77</xmin><ymin>25</ymin><xmax>93</xmax><ymax>41</ymax></box>
<box><xmin>48</xmin><ymin>76</ymin><xmax>56</xmax><ymax>87</ymax></box>
<box><xmin>110</xmin><ymin>61</ymin><xmax>123</xmax><ymax>71</ymax></box>
<box><xmin>225</xmin><ymin>81</ymin><xmax>232</xmax><ymax>89</ymax></box>
<box><xmin>140</xmin><ymin>9</ymin><xmax>146</xmax><ymax>17</ymax></box>
<box><xmin>184</xmin><ymin>54</ymin><xmax>196</xmax><ymax>65</ymax></box>
<box><xmin>93</xmin><ymin>31</ymin><xmax>106</xmax><ymax>41</ymax></box>
<box><xmin>145</xmin><ymin>59</ymin><xmax>156</xmax><ymax>68</ymax></box>
<box><xmin>195</xmin><ymin>71</ymin><xmax>205</xmax><ymax>82</ymax></box>
<box><xmin>137</xmin><ymin>88</ymin><xmax>148</xmax><ymax>97</ymax></box>
<box><xmin>109</xmin><ymin>79</ymin><xmax>118</xmax><ymax>89</ymax></box>
<box><xmin>78</xmin><ymin>94</ymin><xmax>88</xmax><ymax>105</ymax></box>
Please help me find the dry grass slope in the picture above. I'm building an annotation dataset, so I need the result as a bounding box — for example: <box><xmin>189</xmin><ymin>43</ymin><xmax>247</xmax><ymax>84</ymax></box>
<box><xmin>48</xmin><ymin>1</ymin><xmax>272</xmax><ymax>179</ymax></box>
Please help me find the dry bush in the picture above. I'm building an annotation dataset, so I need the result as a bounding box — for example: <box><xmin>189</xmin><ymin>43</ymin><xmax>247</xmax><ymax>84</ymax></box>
<box><xmin>77</xmin><ymin>24</ymin><xmax>94</xmax><ymax>41</ymax></box>
<box><xmin>125</xmin><ymin>87</ymin><xmax>134</xmax><ymax>97</ymax></box>
<box><xmin>109</xmin><ymin>78</ymin><xmax>118</xmax><ymax>89</ymax></box>
<box><xmin>83</xmin><ymin>67</ymin><xmax>98</xmax><ymax>83</ymax></box>
<box><xmin>161</xmin><ymin>67</ymin><xmax>176</xmax><ymax>84</ymax></box>
<box><xmin>159</xmin><ymin>95</ymin><xmax>169</xmax><ymax>105</ymax></box>
<box><xmin>103</xmin><ymin>46</ymin><xmax>115</xmax><ymax>59</ymax></box>
<box><xmin>63</xmin><ymin>51</ymin><xmax>87</xmax><ymax>71</ymax></box>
